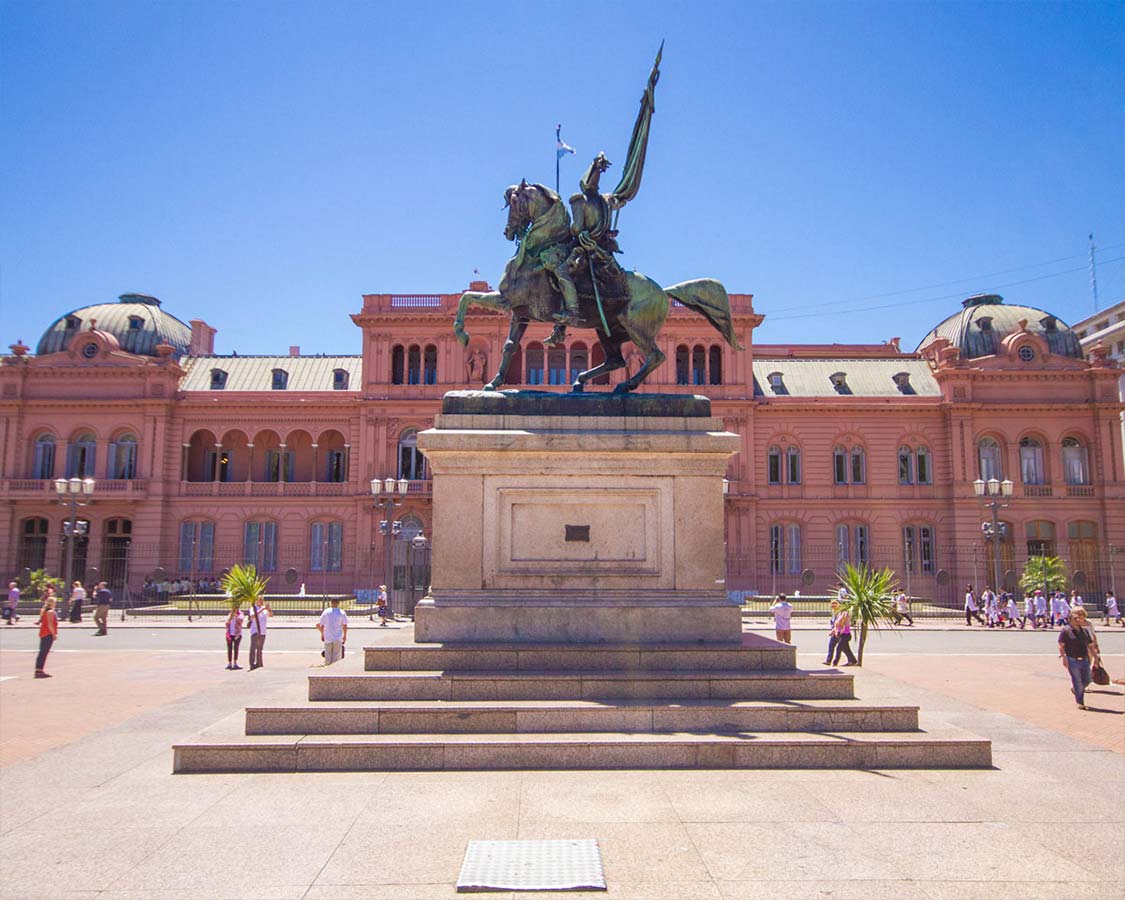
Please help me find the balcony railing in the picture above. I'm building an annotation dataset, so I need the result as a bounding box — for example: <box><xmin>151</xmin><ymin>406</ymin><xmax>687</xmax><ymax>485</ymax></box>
<box><xmin>177</xmin><ymin>480</ymin><xmax>432</xmax><ymax>498</ymax></box>
<box><xmin>1</xmin><ymin>478</ymin><xmax>147</xmax><ymax>498</ymax></box>
<box><xmin>1023</xmin><ymin>485</ymin><xmax>1053</xmax><ymax>498</ymax></box>
<box><xmin>1066</xmin><ymin>485</ymin><xmax>1095</xmax><ymax>497</ymax></box>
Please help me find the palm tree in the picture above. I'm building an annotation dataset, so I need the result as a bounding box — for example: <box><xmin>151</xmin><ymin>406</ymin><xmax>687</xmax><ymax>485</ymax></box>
<box><xmin>1018</xmin><ymin>555</ymin><xmax>1067</xmax><ymax>597</ymax></box>
<box><xmin>837</xmin><ymin>563</ymin><xmax>900</xmax><ymax>666</ymax></box>
<box><xmin>220</xmin><ymin>564</ymin><xmax>269</xmax><ymax>611</ymax></box>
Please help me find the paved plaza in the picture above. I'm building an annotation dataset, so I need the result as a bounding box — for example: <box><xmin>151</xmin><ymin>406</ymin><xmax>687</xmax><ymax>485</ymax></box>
<box><xmin>1</xmin><ymin>620</ymin><xmax>1122</xmax><ymax>899</ymax></box>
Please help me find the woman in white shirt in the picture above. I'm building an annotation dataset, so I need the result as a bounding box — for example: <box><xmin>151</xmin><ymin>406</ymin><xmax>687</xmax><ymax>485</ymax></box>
<box><xmin>67</xmin><ymin>580</ymin><xmax>86</xmax><ymax>624</ymax></box>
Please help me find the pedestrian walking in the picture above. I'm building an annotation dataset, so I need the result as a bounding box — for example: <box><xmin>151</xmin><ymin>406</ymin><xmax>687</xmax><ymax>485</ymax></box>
<box><xmin>892</xmin><ymin>591</ymin><xmax>914</xmax><ymax>626</ymax></box>
<box><xmin>317</xmin><ymin>598</ymin><xmax>349</xmax><ymax>665</ymax></box>
<box><xmin>1004</xmin><ymin>594</ymin><xmax>1020</xmax><ymax>629</ymax></box>
<box><xmin>831</xmin><ymin>606</ymin><xmax>857</xmax><ymax>666</ymax></box>
<box><xmin>824</xmin><ymin>600</ymin><xmax>841</xmax><ymax>666</ymax></box>
<box><xmin>1104</xmin><ymin>591</ymin><xmax>1122</xmax><ymax>627</ymax></box>
<box><xmin>67</xmin><ymin>581</ymin><xmax>85</xmax><ymax>624</ymax></box>
<box><xmin>1022</xmin><ymin>593</ymin><xmax>1035</xmax><ymax>629</ymax></box>
<box><xmin>981</xmin><ymin>588</ymin><xmax>1000</xmax><ymax>628</ymax></box>
<box><xmin>376</xmin><ymin>584</ymin><xmax>391</xmax><ymax>627</ymax></box>
<box><xmin>3</xmin><ymin>582</ymin><xmax>20</xmax><ymax>625</ymax></box>
<box><xmin>92</xmin><ymin>582</ymin><xmax>111</xmax><ymax>636</ymax></box>
<box><xmin>1034</xmin><ymin>590</ymin><xmax>1048</xmax><ymax>628</ymax></box>
<box><xmin>225</xmin><ymin>606</ymin><xmax>243</xmax><ymax>670</ymax></box>
<box><xmin>247</xmin><ymin>599</ymin><xmax>271</xmax><ymax>669</ymax></box>
<box><xmin>964</xmin><ymin>585</ymin><xmax>984</xmax><ymax>626</ymax></box>
<box><xmin>1058</xmin><ymin>606</ymin><xmax>1101</xmax><ymax>710</ymax></box>
<box><xmin>769</xmin><ymin>594</ymin><xmax>793</xmax><ymax>643</ymax></box>
<box><xmin>1070</xmin><ymin>590</ymin><xmax>1084</xmax><ymax>609</ymax></box>
<box><xmin>35</xmin><ymin>596</ymin><xmax>58</xmax><ymax>678</ymax></box>
<box><xmin>1052</xmin><ymin>592</ymin><xmax>1070</xmax><ymax>628</ymax></box>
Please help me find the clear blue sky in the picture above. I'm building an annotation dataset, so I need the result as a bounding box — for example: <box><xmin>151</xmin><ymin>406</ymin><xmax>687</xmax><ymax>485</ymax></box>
<box><xmin>2</xmin><ymin>1</ymin><xmax>1122</xmax><ymax>354</ymax></box>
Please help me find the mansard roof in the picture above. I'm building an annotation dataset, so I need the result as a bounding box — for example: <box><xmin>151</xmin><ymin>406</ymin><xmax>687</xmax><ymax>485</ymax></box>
<box><xmin>916</xmin><ymin>294</ymin><xmax>1083</xmax><ymax>359</ymax></box>
<box><xmin>179</xmin><ymin>355</ymin><xmax>361</xmax><ymax>391</ymax></box>
<box><xmin>37</xmin><ymin>293</ymin><xmax>192</xmax><ymax>358</ymax></box>
<box><xmin>752</xmin><ymin>357</ymin><xmax>940</xmax><ymax>398</ymax></box>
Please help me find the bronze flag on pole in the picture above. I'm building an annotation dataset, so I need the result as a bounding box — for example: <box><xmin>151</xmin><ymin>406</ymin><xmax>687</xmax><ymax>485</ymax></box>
<box><xmin>610</xmin><ymin>41</ymin><xmax>662</xmax><ymax>211</ymax></box>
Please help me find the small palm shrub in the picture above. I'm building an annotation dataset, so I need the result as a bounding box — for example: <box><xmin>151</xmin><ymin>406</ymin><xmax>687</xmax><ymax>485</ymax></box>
<box><xmin>220</xmin><ymin>564</ymin><xmax>269</xmax><ymax>611</ymax></box>
<box><xmin>837</xmin><ymin>563</ymin><xmax>900</xmax><ymax>666</ymax></box>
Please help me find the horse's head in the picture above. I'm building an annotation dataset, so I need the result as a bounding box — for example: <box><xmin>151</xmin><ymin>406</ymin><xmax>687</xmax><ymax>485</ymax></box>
<box><xmin>503</xmin><ymin>180</ymin><xmax>560</xmax><ymax>242</ymax></box>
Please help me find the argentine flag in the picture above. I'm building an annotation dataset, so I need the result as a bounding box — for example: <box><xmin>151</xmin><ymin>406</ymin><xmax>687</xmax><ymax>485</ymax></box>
<box><xmin>556</xmin><ymin>124</ymin><xmax>576</xmax><ymax>160</ymax></box>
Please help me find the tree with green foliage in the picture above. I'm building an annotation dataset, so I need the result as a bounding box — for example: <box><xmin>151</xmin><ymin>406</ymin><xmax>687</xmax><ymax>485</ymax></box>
<box><xmin>837</xmin><ymin>563</ymin><xmax>900</xmax><ymax>666</ymax></box>
<box><xmin>1018</xmin><ymin>555</ymin><xmax>1068</xmax><ymax>597</ymax></box>
<box><xmin>28</xmin><ymin>569</ymin><xmax>64</xmax><ymax>599</ymax></box>
<box><xmin>220</xmin><ymin>564</ymin><xmax>269</xmax><ymax>611</ymax></box>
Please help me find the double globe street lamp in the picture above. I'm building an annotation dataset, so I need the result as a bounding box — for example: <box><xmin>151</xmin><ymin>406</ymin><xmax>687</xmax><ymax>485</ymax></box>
<box><xmin>974</xmin><ymin>476</ymin><xmax>1013</xmax><ymax>598</ymax></box>
<box><xmin>54</xmin><ymin>476</ymin><xmax>95</xmax><ymax>615</ymax></box>
<box><xmin>371</xmin><ymin>477</ymin><xmax>409</xmax><ymax>615</ymax></box>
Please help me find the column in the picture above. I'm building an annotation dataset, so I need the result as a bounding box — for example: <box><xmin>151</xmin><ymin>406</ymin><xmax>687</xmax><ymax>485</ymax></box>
<box><xmin>311</xmin><ymin>443</ymin><xmax>319</xmax><ymax>484</ymax></box>
<box><xmin>278</xmin><ymin>443</ymin><xmax>287</xmax><ymax>483</ymax></box>
<box><xmin>246</xmin><ymin>443</ymin><xmax>254</xmax><ymax>483</ymax></box>
<box><xmin>180</xmin><ymin>443</ymin><xmax>189</xmax><ymax>482</ymax></box>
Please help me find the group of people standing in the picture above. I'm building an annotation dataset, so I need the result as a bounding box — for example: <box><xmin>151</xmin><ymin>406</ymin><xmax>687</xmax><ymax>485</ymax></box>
<box><xmin>964</xmin><ymin>586</ymin><xmax>1121</xmax><ymax>630</ymax></box>
<box><xmin>222</xmin><ymin>599</ymin><xmax>272</xmax><ymax>670</ymax></box>
<box><xmin>16</xmin><ymin>580</ymin><xmax>114</xmax><ymax>679</ymax></box>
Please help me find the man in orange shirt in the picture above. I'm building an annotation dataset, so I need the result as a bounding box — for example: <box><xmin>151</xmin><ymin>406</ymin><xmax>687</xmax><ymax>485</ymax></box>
<box><xmin>35</xmin><ymin>596</ymin><xmax>58</xmax><ymax>678</ymax></box>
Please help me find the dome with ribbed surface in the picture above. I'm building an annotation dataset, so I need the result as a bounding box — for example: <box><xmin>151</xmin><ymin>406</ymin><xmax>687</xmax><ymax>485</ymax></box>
<box><xmin>36</xmin><ymin>294</ymin><xmax>192</xmax><ymax>357</ymax></box>
<box><xmin>916</xmin><ymin>294</ymin><xmax>1083</xmax><ymax>359</ymax></box>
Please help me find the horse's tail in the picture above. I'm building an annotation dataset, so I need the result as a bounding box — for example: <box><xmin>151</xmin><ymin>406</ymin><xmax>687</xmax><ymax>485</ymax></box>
<box><xmin>664</xmin><ymin>279</ymin><xmax>744</xmax><ymax>350</ymax></box>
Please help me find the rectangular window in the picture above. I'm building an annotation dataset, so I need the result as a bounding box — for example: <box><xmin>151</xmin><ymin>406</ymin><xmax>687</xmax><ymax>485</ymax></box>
<box><xmin>34</xmin><ymin>441</ymin><xmax>56</xmax><ymax>479</ymax></box>
<box><xmin>835</xmin><ymin>524</ymin><xmax>850</xmax><ymax>566</ymax></box>
<box><xmin>527</xmin><ymin>366</ymin><xmax>543</xmax><ymax>385</ymax></box>
<box><xmin>548</xmin><ymin>365</ymin><xmax>567</xmax><ymax>385</ymax></box>
<box><xmin>243</xmin><ymin>521</ymin><xmax>260</xmax><ymax>566</ymax></box>
<box><xmin>327</xmin><ymin>521</ymin><xmax>343</xmax><ymax>572</ymax></box>
<box><xmin>786</xmin><ymin>448</ymin><xmax>801</xmax><ymax>484</ymax></box>
<box><xmin>903</xmin><ymin>526</ymin><xmax>915</xmax><ymax>575</ymax></box>
<box><xmin>833</xmin><ymin>448</ymin><xmax>847</xmax><ymax>485</ymax></box>
<box><xmin>769</xmin><ymin>524</ymin><xmax>783</xmax><ymax>575</ymax></box>
<box><xmin>244</xmin><ymin>521</ymin><xmax>277</xmax><ymax>571</ymax></box>
<box><xmin>309</xmin><ymin>523</ymin><xmax>343</xmax><ymax>572</ymax></box>
<box><xmin>903</xmin><ymin>525</ymin><xmax>935</xmax><ymax>574</ymax></box>
<box><xmin>767</xmin><ymin>449</ymin><xmax>781</xmax><ymax>485</ymax></box>
<box><xmin>326</xmin><ymin>449</ymin><xmax>346</xmax><ymax>483</ymax></box>
<box><xmin>898</xmin><ymin>449</ymin><xmax>913</xmax><ymax>485</ymax></box>
<box><xmin>265</xmin><ymin>450</ymin><xmax>295</xmax><ymax>483</ymax></box>
<box><xmin>916</xmin><ymin>448</ymin><xmax>931</xmax><ymax>484</ymax></box>
<box><xmin>198</xmin><ymin>521</ymin><xmax>214</xmax><ymax>571</ymax></box>
<box><xmin>919</xmin><ymin>526</ymin><xmax>935</xmax><ymax>574</ymax></box>
<box><xmin>180</xmin><ymin>521</ymin><xmax>215</xmax><ymax>573</ymax></box>
<box><xmin>855</xmin><ymin>524</ymin><xmax>869</xmax><ymax>566</ymax></box>
<box><xmin>310</xmin><ymin>522</ymin><xmax>325</xmax><ymax>571</ymax></box>
<box><xmin>178</xmin><ymin>521</ymin><xmax>195</xmax><ymax>572</ymax></box>
<box><xmin>785</xmin><ymin>523</ymin><xmax>801</xmax><ymax>574</ymax></box>
<box><xmin>851</xmin><ymin>449</ymin><xmax>866</xmax><ymax>484</ymax></box>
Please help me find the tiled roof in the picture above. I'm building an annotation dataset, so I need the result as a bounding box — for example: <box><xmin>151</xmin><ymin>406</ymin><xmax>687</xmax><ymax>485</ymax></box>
<box><xmin>916</xmin><ymin>295</ymin><xmax>1083</xmax><ymax>358</ymax></box>
<box><xmin>179</xmin><ymin>356</ymin><xmax>362</xmax><ymax>392</ymax></box>
<box><xmin>37</xmin><ymin>294</ymin><xmax>192</xmax><ymax>357</ymax></box>
<box><xmin>752</xmin><ymin>358</ymin><xmax>940</xmax><ymax>398</ymax></box>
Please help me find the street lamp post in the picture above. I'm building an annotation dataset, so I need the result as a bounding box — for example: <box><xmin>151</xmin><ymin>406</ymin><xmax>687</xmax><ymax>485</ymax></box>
<box><xmin>974</xmin><ymin>477</ymin><xmax>1013</xmax><ymax>596</ymax></box>
<box><xmin>370</xmin><ymin>476</ymin><xmax>409</xmax><ymax>616</ymax></box>
<box><xmin>54</xmin><ymin>477</ymin><xmax>95</xmax><ymax>615</ymax></box>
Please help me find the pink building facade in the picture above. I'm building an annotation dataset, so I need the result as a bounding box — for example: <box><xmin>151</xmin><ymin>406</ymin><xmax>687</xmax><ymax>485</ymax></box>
<box><xmin>2</xmin><ymin>288</ymin><xmax>1123</xmax><ymax>606</ymax></box>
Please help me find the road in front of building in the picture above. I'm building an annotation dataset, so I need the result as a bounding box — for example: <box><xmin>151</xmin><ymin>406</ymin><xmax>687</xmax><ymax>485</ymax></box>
<box><xmin>1</xmin><ymin>619</ymin><xmax>1122</xmax><ymax>899</ymax></box>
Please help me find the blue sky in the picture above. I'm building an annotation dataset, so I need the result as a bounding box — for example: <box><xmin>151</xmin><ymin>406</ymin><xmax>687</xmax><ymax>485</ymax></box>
<box><xmin>2</xmin><ymin>1</ymin><xmax>1122</xmax><ymax>354</ymax></box>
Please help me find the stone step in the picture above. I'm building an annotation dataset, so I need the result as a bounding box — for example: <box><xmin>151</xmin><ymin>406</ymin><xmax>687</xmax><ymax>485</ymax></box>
<box><xmin>308</xmin><ymin>669</ymin><xmax>854</xmax><ymax>702</ymax></box>
<box><xmin>173</xmin><ymin>728</ymin><xmax>991</xmax><ymax>773</ymax></box>
<box><xmin>363</xmin><ymin>634</ymin><xmax>795</xmax><ymax>673</ymax></box>
<box><xmin>246</xmin><ymin>699</ymin><xmax>919</xmax><ymax>735</ymax></box>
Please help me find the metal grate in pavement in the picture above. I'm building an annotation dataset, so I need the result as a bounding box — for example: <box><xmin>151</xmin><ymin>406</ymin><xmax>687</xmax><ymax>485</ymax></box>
<box><xmin>457</xmin><ymin>838</ymin><xmax>606</xmax><ymax>892</ymax></box>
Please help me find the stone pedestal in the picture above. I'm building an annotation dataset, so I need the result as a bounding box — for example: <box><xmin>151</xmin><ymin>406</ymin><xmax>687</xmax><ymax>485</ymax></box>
<box><xmin>414</xmin><ymin>391</ymin><xmax>742</xmax><ymax>644</ymax></box>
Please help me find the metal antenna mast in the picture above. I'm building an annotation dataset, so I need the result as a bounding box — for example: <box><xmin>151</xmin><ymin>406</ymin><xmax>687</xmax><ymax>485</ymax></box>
<box><xmin>1089</xmin><ymin>233</ymin><xmax>1100</xmax><ymax>312</ymax></box>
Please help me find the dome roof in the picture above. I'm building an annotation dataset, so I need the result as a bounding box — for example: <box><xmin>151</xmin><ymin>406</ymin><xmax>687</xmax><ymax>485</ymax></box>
<box><xmin>916</xmin><ymin>294</ymin><xmax>1083</xmax><ymax>359</ymax></box>
<box><xmin>36</xmin><ymin>293</ymin><xmax>192</xmax><ymax>358</ymax></box>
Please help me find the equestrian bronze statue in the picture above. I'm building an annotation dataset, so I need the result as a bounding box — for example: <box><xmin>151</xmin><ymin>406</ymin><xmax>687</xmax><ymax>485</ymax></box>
<box><xmin>454</xmin><ymin>45</ymin><xmax>743</xmax><ymax>393</ymax></box>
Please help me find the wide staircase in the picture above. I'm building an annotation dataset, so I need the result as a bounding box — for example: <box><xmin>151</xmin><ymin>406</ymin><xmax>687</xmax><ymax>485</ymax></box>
<box><xmin>173</xmin><ymin>632</ymin><xmax>990</xmax><ymax>772</ymax></box>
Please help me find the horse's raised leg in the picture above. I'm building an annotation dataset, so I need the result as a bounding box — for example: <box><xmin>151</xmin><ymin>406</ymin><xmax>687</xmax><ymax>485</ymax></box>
<box><xmin>615</xmin><ymin>341</ymin><xmax>665</xmax><ymax>393</ymax></box>
<box><xmin>485</xmin><ymin>316</ymin><xmax>528</xmax><ymax>391</ymax></box>
<box><xmin>573</xmin><ymin>331</ymin><xmax>626</xmax><ymax>392</ymax></box>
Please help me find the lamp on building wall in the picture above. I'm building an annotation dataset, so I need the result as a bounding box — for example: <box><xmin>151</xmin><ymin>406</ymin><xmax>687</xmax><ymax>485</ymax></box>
<box><xmin>371</xmin><ymin>476</ymin><xmax>409</xmax><ymax>614</ymax></box>
<box><xmin>974</xmin><ymin>477</ymin><xmax>1013</xmax><ymax>598</ymax></box>
<box><xmin>54</xmin><ymin>477</ymin><xmax>95</xmax><ymax>616</ymax></box>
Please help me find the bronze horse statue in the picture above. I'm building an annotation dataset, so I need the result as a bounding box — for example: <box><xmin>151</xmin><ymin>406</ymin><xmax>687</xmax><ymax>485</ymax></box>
<box><xmin>453</xmin><ymin>180</ymin><xmax>743</xmax><ymax>393</ymax></box>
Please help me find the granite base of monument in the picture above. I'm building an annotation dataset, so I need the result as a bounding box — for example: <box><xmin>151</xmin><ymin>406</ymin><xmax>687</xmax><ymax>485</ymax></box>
<box><xmin>413</xmin><ymin>391</ymin><xmax>742</xmax><ymax>644</ymax></box>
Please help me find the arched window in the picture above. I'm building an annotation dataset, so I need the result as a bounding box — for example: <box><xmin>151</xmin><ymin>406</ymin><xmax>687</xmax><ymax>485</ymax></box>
<box><xmin>569</xmin><ymin>343</ymin><xmax>588</xmax><ymax>383</ymax></box>
<box><xmin>898</xmin><ymin>447</ymin><xmax>914</xmax><ymax>485</ymax></box>
<box><xmin>423</xmin><ymin>345</ymin><xmax>438</xmax><ymax>385</ymax></box>
<box><xmin>108</xmin><ymin>433</ymin><xmax>138</xmax><ymax>480</ymax></box>
<box><xmin>916</xmin><ymin>447</ymin><xmax>932</xmax><ymax>484</ymax></box>
<box><xmin>178</xmin><ymin>521</ymin><xmax>215</xmax><ymax>573</ymax></box>
<box><xmin>398</xmin><ymin>430</ymin><xmax>426</xmax><ymax>480</ymax></box>
<box><xmin>17</xmin><ymin>517</ymin><xmax>49</xmax><ymax>573</ymax></box>
<box><xmin>243</xmin><ymin>520</ymin><xmax>278</xmax><ymax>572</ymax></box>
<box><xmin>898</xmin><ymin>445</ymin><xmax>933</xmax><ymax>485</ymax></box>
<box><xmin>66</xmin><ymin>432</ymin><xmax>96</xmax><ymax>478</ymax></box>
<box><xmin>332</xmin><ymin>369</ymin><xmax>349</xmax><ymax>390</ymax></box>
<box><xmin>397</xmin><ymin>515</ymin><xmax>424</xmax><ymax>542</ymax></box>
<box><xmin>833</xmin><ymin>444</ymin><xmax>866</xmax><ymax>485</ymax></box>
<box><xmin>525</xmin><ymin>343</ymin><xmax>544</xmax><ymax>385</ymax></box>
<box><xmin>33</xmin><ymin>434</ymin><xmax>56</xmax><ymax>479</ymax></box>
<box><xmin>547</xmin><ymin>346</ymin><xmax>568</xmax><ymax>384</ymax></box>
<box><xmin>902</xmin><ymin>524</ymin><xmax>936</xmax><ymax>574</ymax></box>
<box><xmin>978</xmin><ymin>437</ymin><xmax>1003</xmax><ymax>481</ymax></box>
<box><xmin>769</xmin><ymin>523</ymin><xmax>801</xmax><ymax>574</ymax></box>
<box><xmin>310</xmin><ymin>521</ymin><xmax>344</xmax><ymax>572</ymax></box>
<box><xmin>1019</xmin><ymin>437</ymin><xmax>1045</xmax><ymax>485</ymax></box>
<box><xmin>391</xmin><ymin>345</ymin><xmax>405</xmax><ymax>384</ymax></box>
<box><xmin>407</xmin><ymin>346</ymin><xmax>421</xmax><ymax>385</ymax></box>
<box><xmin>708</xmin><ymin>345</ymin><xmax>722</xmax><ymax>385</ymax></box>
<box><xmin>691</xmin><ymin>346</ymin><xmax>706</xmax><ymax>385</ymax></box>
<box><xmin>767</xmin><ymin>443</ymin><xmax>801</xmax><ymax>485</ymax></box>
<box><xmin>675</xmin><ymin>345</ymin><xmax>690</xmax><ymax>385</ymax></box>
<box><xmin>1026</xmin><ymin>520</ymin><xmax>1056</xmax><ymax>558</ymax></box>
<box><xmin>271</xmin><ymin>369</ymin><xmax>288</xmax><ymax>390</ymax></box>
<box><xmin>1061</xmin><ymin>437</ymin><xmax>1090</xmax><ymax>485</ymax></box>
<box><xmin>767</xmin><ymin>446</ymin><xmax>782</xmax><ymax>485</ymax></box>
